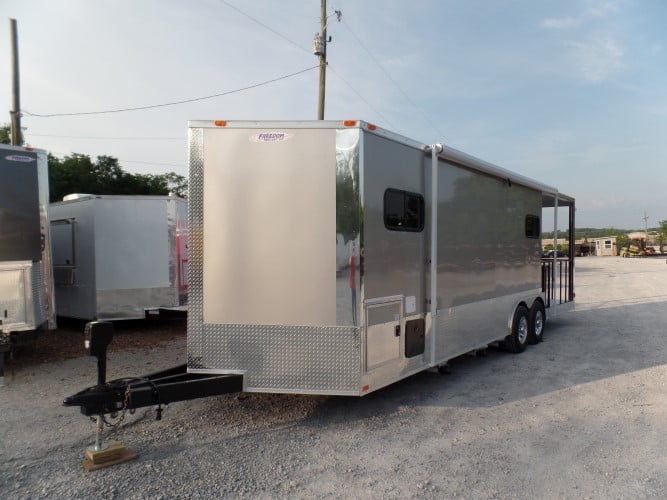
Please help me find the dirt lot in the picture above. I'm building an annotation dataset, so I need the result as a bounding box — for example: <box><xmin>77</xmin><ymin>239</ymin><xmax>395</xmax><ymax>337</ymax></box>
<box><xmin>6</xmin><ymin>314</ymin><xmax>186</xmax><ymax>371</ymax></box>
<box><xmin>1</xmin><ymin>257</ymin><xmax>666</xmax><ymax>498</ymax></box>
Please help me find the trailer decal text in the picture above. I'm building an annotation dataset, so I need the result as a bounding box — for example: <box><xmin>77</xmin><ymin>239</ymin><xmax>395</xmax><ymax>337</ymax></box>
<box><xmin>5</xmin><ymin>154</ymin><xmax>36</xmax><ymax>163</ymax></box>
<box><xmin>250</xmin><ymin>132</ymin><xmax>294</xmax><ymax>143</ymax></box>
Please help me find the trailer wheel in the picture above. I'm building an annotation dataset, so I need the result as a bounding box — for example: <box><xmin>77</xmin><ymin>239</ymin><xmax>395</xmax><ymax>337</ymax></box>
<box><xmin>504</xmin><ymin>305</ymin><xmax>529</xmax><ymax>353</ymax></box>
<box><xmin>528</xmin><ymin>302</ymin><xmax>546</xmax><ymax>344</ymax></box>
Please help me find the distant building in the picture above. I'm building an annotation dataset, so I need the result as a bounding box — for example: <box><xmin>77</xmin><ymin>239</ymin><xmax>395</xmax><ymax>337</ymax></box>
<box><xmin>590</xmin><ymin>236</ymin><xmax>617</xmax><ymax>256</ymax></box>
<box><xmin>574</xmin><ymin>239</ymin><xmax>593</xmax><ymax>256</ymax></box>
<box><xmin>626</xmin><ymin>231</ymin><xmax>659</xmax><ymax>246</ymax></box>
<box><xmin>627</xmin><ymin>231</ymin><xmax>646</xmax><ymax>241</ymax></box>
<box><xmin>570</xmin><ymin>237</ymin><xmax>617</xmax><ymax>256</ymax></box>
<box><xmin>543</xmin><ymin>236</ymin><xmax>618</xmax><ymax>256</ymax></box>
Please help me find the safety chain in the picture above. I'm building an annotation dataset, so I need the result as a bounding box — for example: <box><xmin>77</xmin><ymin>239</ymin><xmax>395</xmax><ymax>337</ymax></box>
<box><xmin>90</xmin><ymin>378</ymin><xmax>164</xmax><ymax>432</ymax></box>
<box><xmin>93</xmin><ymin>385</ymin><xmax>134</xmax><ymax>431</ymax></box>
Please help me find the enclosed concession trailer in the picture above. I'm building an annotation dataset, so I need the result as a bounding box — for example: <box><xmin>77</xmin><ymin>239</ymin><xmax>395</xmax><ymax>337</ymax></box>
<box><xmin>49</xmin><ymin>194</ymin><xmax>188</xmax><ymax>320</ymax></box>
<box><xmin>0</xmin><ymin>145</ymin><xmax>56</xmax><ymax>339</ymax></box>
<box><xmin>186</xmin><ymin>120</ymin><xmax>575</xmax><ymax>396</ymax></box>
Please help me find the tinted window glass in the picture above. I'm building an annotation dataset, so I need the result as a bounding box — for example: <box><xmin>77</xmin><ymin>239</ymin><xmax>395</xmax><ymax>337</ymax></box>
<box><xmin>525</xmin><ymin>214</ymin><xmax>540</xmax><ymax>239</ymax></box>
<box><xmin>384</xmin><ymin>189</ymin><xmax>424</xmax><ymax>232</ymax></box>
<box><xmin>384</xmin><ymin>189</ymin><xmax>405</xmax><ymax>229</ymax></box>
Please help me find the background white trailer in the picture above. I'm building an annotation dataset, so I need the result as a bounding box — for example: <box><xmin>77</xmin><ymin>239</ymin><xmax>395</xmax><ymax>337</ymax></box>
<box><xmin>187</xmin><ymin>120</ymin><xmax>574</xmax><ymax>396</ymax></box>
<box><xmin>49</xmin><ymin>194</ymin><xmax>188</xmax><ymax>320</ymax></box>
<box><xmin>0</xmin><ymin>145</ymin><xmax>55</xmax><ymax>338</ymax></box>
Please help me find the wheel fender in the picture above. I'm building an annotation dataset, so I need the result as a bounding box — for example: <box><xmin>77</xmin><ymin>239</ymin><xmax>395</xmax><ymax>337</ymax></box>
<box><xmin>506</xmin><ymin>301</ymin><xmax>528</xmax><ymax>335</ymax></box>
<box><xmin>531</xmin><ymin>297</ymin><xmax>545</xmax><ymax>313</ymax></box>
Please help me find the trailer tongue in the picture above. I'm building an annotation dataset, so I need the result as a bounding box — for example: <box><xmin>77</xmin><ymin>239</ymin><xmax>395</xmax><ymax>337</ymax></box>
<box><xmin>63</xmin><ymin>322</ymin><xmax>243</xmax><ymax>418</ymax></box>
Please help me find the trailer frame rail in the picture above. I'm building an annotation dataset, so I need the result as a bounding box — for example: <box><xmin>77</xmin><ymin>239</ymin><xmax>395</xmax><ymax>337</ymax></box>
<box><xmin>64</xmin><ymin>363</ymin><xmax>243</xmax><ymax>417</ymax></box>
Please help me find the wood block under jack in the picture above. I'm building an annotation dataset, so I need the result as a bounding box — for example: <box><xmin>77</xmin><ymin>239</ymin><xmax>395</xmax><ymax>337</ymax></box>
<box><xmin>83</xmin><ymin>441</ymin><xmax>137</xmax><ymax>471</ymax></box>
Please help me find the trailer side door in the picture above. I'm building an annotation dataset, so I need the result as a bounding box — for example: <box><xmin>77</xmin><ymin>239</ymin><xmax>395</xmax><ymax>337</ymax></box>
<box><xmin>360</xmin><ymin>132</ymin><xmax>427</xmax><ymax>388</ymax></box>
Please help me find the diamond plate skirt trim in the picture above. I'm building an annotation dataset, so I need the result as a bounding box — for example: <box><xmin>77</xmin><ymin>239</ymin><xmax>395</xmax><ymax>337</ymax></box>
<box><xmin>188</xmin><ymin>324</ymin><xmax>361</xmax><ymax>393</ymax></box>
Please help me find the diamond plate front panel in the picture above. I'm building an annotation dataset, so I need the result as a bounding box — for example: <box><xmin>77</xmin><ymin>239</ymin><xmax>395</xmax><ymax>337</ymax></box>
<box><xmin>30</xmin><ymin>262</ymin><xmax>47</xmax><ymax>326</ymax></box>
<box><xmin>190</xmin><ymin>324</ymin><xmax>361</xmax><ymax>393</ymax></box>
<box><xmin>187</xmin><ymin>128</ymin><xmax>205</xmax><ymax>370</ymax></box>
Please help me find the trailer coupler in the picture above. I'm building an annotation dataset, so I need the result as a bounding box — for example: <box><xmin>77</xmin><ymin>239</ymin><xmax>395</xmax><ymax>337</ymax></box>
<box><xmin>63</xmin><ymin>322</ymin><xmax>243</xmax><ymax>418</ymax></box>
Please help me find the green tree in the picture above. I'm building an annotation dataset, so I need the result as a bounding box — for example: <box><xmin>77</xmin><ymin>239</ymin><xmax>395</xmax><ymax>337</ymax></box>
<box><xmin>658</xmin><ymin>220</ymin><xmax>667</xmax><ymax>253</ymax></box>
<box><xmin>48</xmin><ymin>153</ymin><xmax>187</xmax><ymax>202</ymax></box>
<box><xmin>0</xmin><ymin>123</ymin><xmax>10</xmax><ymax>144</ymax></box>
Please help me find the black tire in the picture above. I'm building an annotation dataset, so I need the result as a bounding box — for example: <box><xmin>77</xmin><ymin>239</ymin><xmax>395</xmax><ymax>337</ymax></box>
<box><xmin>504</xmin><ymin>305</ymin><xmax>529</xmax><ymax>353</ymax></box>
<box><xmin>528</xmin><ymin>301</ymin><xmax>546</xmax><ymax>345</ymax></box>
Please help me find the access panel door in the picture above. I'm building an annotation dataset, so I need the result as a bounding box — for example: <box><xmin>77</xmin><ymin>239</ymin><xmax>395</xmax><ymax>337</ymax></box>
<box><xmin>364</xmin><ymin>297</ymin><xmax>402</xmax><ymax>371</ymax></box>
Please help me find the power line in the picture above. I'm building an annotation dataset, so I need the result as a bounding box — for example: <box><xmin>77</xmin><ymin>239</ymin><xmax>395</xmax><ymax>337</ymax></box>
<box><xmin>45</xmin><ymin>148</ymin><xmax>185</xmax><ymax>170</ymax></box>
<box><xmin>22</xmin><ymin>65</ymin><xmax>319</xmax><ymax>118</ymax></box>
<box><xmin>328</xmin><ymin>65</ymin><xmax>398</xmax><ymax>131</ymax></box>
<box><xmin>218</xmin><ymin>0</ymin><xmax>402</xmax><ymax>128</ymax></box>
<box><xmin>120</xmin><ymin>159</ymin><xmax>185</xmax><ymax>168</ymax></box>
<box><xmin>341</xmin><ymin>20</ymin><xmax>445</xmax><ymax>139</ymax></box>
<box><xmin>220</xmin><ymin>0</ymin><xmax>311</xmax><ymax>55</ymax></box>
<box><xmin>26</xmin><ymin>133</ymin><xmax>184</xmax><ymax>140</ymax></box>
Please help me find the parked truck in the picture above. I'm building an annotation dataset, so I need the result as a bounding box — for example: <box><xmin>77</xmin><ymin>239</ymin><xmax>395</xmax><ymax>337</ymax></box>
<box><xmin>49</xmin><ymin>194</ymin><xmax>188</xmax><ymax>320</ymax></box>
<box><xmin>66</xmin><ymin>120</ymin><xmax>575</xmax><ymax>417</ymax></box>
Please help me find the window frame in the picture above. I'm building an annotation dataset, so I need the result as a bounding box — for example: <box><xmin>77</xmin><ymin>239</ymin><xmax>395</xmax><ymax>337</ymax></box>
<box><xmin>383</xmin><ymin>188</ymin><xmax>425</xmax><ymax>233</ymax></box>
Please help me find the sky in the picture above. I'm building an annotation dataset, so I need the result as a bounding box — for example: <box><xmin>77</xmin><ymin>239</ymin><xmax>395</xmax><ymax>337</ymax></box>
<box><xmin>1</xmin><ymin>0</ymin><xmax>666</xmax><ymax>229</ymax></box>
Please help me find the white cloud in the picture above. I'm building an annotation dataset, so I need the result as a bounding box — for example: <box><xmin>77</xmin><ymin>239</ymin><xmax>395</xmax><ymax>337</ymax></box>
<box><xmin>539</xmin><ymin>2</ymin><xmax>626</xmax><ymax>84</ymax></box>
<box><xmin>568</xmin><ymin>35</ymin><xmax>625</xmax><ymax>83</ymax></box>
<box><xmin>585</xmin><ymin>1</ymin><xmax>620</xmax><ymax>19</ymax></box>
<box><xmin>541</xmin><ymin>1</ymin><xmax>619</xmax><ymax>30</ymax></box>
<box><xmin>541</xmin><ymin>17</ymin><xmax>581</xmax><ymax>30</ymax></box>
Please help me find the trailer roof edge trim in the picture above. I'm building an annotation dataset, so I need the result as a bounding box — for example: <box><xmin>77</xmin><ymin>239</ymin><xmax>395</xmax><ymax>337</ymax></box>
<box><xmin>188</xmin><ymin>119</ymin><xmax>574</xmax><ymax>202</ymax></box>
<box><xmin>437</xmin><ymin>145</ymin><xmax>571</xmax><ymax>201</ymax></box>
<box><xmin>0</xmin><ymin>144</ymin><xmax>47</xmax><ymax>155</ymax></box>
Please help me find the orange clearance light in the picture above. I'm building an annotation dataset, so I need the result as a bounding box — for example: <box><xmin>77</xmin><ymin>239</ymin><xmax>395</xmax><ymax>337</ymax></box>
<box><xmin>343</xmin><ymin>120</ymin><xmax>357</xmax><ymax>127</ymax></box>
<box><xmin>367</xmin><ymin>123</ymin><xmax>377</xmax><ymax>131</ymax></box>
<box><xmin>213</xmin><ymin>120</ymin><xmax>227</xmax><ymax>127</ymax></box>
<box><xmin>362</xmin><ymin>385</ymin><xmax>370</xmax><ymax>392</ymax></box>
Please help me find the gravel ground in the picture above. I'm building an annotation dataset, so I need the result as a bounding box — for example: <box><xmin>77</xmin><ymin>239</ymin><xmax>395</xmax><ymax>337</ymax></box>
<box><xmin>1</xmin><ymin>257</ymin><xmax>667</xmax><ymax>499</ymax></box>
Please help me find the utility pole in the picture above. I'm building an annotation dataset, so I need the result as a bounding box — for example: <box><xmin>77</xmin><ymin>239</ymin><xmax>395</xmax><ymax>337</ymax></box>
<box><xmin>317</xmin><ymin>0</ymin><xmax>327</xmax><ymax>120</ymax></box>
<box><xmin>9</xmin><ymin>18</ymin><xmax>22</xmax><ymax>146</ymax></box>
<box><xmin>314</xmin><ymin>2</ymin><xmax>341</xmax><ymax>120</ymax></box>
<box><xmin>643</xmin><ymin>211</ymin><xmax>649</xmax><ymax>247</ymax></box>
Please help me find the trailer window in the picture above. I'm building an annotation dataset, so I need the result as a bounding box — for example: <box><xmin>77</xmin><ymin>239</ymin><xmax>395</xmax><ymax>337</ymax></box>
<box><xmin>384</xmin><ymin>189</ymin><xmax>424</xmax><ymax>232</ymax></box>
<box><xmin>525</xmin><ymin>214</ymin><xmax>540</xmax><ymax>239</ymax></box>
